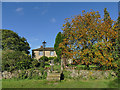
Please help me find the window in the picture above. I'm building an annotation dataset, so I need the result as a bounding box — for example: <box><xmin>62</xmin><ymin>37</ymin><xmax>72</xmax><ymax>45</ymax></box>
<box><xmin>39</xmin><ymin>51</ymin><xmax>43</xmax><ymax>56</ymax></box>
<box><xmin>50</xmin><ymin>51</ymin><xmax>54</xmax><ymax>56</ymax></box>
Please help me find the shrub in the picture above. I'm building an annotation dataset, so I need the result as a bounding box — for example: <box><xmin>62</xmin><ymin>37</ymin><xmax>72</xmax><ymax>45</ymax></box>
<box><xmin>16</xmin><ymin>68</ymin><xmax>47</xmax><ymax>80</ymax></box>
<box><xmin>2</xmin><ymin>50</ymin><xmax>33</xmax><ymax>71</ymax></box>
<box><xmin>39</xmin><ymin>60</ymin><xmax>45</xmax><ymax>68</ymax></box>
<box><xmin>54</xmin><ymin>57</ymin><xmax>60</xmax><ymax>64</ymax></box>
<box><xmin>48</xmin><ymin>57</ymin><xmax>55</xmax><ymax>60</ymax></box>
<box><xmin>32</xmin><ymin>59</ymin><xmax>40</xmax><ymax>68</ymax></box>
<box><xmin>17</xmin><ymin>70</ymin><xmax>28</xmax><ymax>80</ymax></box>
<box><xmin>39</xmin><ymin>56</ymin><xmax>48</xmax><ymax>61</ymax></box>
<box><xmin>45</xmin><ymin>61</ymin><xmax>50</xmax><ymax>65</ymax></box>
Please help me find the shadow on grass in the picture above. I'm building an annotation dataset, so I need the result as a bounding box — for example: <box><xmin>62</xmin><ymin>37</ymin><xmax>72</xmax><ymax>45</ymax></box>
<box><xmin>60</xmin><ymin>72</ymin><xmax>64</xmax><ymax>81</ymax></box>
<box><xmin>108</xmin><ymin>78</ymin><xmax>119</xmax><ymax>88</ymax></box>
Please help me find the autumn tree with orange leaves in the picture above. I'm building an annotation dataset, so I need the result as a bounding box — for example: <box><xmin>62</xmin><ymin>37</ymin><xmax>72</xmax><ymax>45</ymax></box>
<box><xmin>59</xmin><ymin>8</ymin><xmax>118</xmax><ymax>70</ymax></box>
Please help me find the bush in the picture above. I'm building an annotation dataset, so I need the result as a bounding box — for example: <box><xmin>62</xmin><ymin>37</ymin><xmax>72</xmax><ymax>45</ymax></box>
<box><xmin>54</xmin><ymin>57</ymin><xmax>60</xmax><ymax>64</ymax></box>
<box><xmin>39</xmin><ymin>60</ymin><xmax>45</xmax><ymax>68</ymax></box>
<box><xmin>15</xmin><ymin>68</ymin><xmax>47</xmax><ymax>80</ymax></box>
<box><xmin>17</xmin><ymin>70</ymin><xmax>28</xmax><ymax>79</ymax></box>
<box><xmin>45</xmin><ymin>61</ymin><xmax>50</xmax><ymax>65</ymax></box>
<box><xmin>48</xmin><ymin>57</ymin><xmax>55</xmax><ymax>60</ymax></box>
<box><xmin>32</xmin><ymin>59</ymin><xmax>40</xmax><ymax>68</ymax></box>
<box><xmin>2</xmin><ymin>50</ymin><xmax>33</xmax><ymax>71</ymax></box>
<box><xmin>39</xmin><ymin>56</ymin><xmax>48</xmax><ymax>61</ymax></box>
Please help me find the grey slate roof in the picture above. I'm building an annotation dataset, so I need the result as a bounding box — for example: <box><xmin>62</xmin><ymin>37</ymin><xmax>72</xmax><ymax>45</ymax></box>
<box><xmin>32</xmin><ymin>47</ymin><xmax>55</xmax><ymax>51</ymax></box>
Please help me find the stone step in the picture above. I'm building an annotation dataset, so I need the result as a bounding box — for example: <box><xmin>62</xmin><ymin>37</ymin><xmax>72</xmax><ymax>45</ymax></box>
<box><xmin>48</xmin><ymin>73</ymin><xmax>61</xmax><ymax>76</ymax></box>
<box><xmin>47</xmin><ymin>72</ymin><xmax>61</xmax><ymax>81</ymax></box>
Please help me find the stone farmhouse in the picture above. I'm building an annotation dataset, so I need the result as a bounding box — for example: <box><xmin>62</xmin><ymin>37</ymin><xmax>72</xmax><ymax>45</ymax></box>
<box><xmin>32</xmin><ymin>46</ymin><xmax>57</xmax><ymax>60</ymax></box>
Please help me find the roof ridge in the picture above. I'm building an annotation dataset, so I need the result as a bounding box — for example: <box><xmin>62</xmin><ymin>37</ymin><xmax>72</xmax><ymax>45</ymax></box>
<box><xmin>32</xmin><ymin>47</ymin><xmax>55</xmax><ymax>51</ymax></box>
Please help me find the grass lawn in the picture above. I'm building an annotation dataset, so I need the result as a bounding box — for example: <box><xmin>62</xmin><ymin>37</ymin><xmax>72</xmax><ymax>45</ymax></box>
<box><xmin>76</xmin><ymin>65</ymin><xmax>97</xmax><ymax>68</ymax></box>
<box><xmin>2</xmin><ymin>78</ymin><xmax>118</xmax><ymax>88</ymax></box>
<box><xmin>45</xmin><ymin>64</ymin><xmax>97</xmax><ymax>68</ymax></box>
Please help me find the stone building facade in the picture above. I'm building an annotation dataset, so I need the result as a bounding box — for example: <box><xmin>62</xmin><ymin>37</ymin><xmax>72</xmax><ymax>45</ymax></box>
<box><xmin>32</xmin><ymin>46</ymin><xmax>57</xmax><ymax>60</ymax></box>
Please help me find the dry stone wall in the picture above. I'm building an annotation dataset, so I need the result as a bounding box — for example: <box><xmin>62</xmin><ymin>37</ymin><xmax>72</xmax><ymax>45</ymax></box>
<box><xmin>66</xmin><ymin>69</ymin><xmax>117</xmax><ymax>80</ymax></box>
<box><xmin>1</xmin><ymin>69</ymin><xmax>117</xmax><ymax>80</ymax></box>
<box><xmin>1</xmin><ymin>70</ymin><xmax>43</xmax><ymax>79</ymax></box>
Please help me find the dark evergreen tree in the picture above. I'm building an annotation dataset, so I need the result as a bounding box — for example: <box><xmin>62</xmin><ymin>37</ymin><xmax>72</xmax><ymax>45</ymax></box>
<box><xmin>54</xmin><ymin>32</ymin><xmax>64</xmax><ymax>60</ymax></box>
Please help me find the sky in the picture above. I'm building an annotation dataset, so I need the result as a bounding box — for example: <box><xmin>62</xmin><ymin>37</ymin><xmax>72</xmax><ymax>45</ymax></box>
<box><xmin>2</xmin><ymin>2</ymin><xmax>118</xmax><ymax>55</ymax></box>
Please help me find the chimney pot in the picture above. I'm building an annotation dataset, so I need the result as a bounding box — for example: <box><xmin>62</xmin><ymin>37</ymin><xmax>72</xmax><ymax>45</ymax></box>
<box><xmin>41</xmin><ymin>46</ymin><xmax>43</xmax><ymax>48</ymax></box>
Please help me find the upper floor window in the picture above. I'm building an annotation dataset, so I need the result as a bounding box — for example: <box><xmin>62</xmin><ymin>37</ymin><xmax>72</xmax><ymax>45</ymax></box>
<box><xmin>39</xmin><ymin>51</ymin><xmax>43</xmax><ymax>56</ymax></box>
<box><xmin>50</xmin><ymin>51</ymin><xmax>54</xmax><ymax>56</ymax></box>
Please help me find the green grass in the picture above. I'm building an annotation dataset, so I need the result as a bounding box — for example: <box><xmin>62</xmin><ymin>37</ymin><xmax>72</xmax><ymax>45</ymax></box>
<box><xmin>45</xmin><ymin>65</ymin><xmax>61</xmax><ymax>71</ymax></box>
<box><xmin>76</xmin><ymin>65</ymin><xmax>97</xmax><ymax>68</ymax></box>
<box><xmin>45</xmin><ymin>64</ymin><xmax>97</xmax><ymax>68</ymax></box>
<box><xmin>2</xmin><ymin>79</ymin><xmax>118</xmax><ymax>88</ymax></box>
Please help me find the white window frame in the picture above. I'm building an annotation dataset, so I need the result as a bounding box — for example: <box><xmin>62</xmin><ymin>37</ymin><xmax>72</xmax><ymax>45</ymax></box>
<box><xmin>39</xmin><ymin>51</ymin><xmax>43</xmax><ymax>56</ymax></box>
<box><xmin>50</xmin><ymin>51</ymin><xmax>54</xmax><ymax>56</ymax></box>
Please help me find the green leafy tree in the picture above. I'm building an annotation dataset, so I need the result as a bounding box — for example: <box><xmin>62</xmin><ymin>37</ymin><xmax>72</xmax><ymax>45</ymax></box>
<box><xmin>1</xmin><ymin>29</ymin><xmax>30</xmax><ymax>54</ymax></box>
<box><xmin>2</xmin><ymin>50</ymin><xmax>33</xmax><ymax>71</ymax></box>
<box><xmin>54</xmin><ymin>32</ymin><xmax>64</xmax><ymax>60</ymax></box>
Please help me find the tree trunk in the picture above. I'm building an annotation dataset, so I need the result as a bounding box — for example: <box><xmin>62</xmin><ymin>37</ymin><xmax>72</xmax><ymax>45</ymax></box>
<box><xmin>61</xmin><ymin>58</ymin><xmax>63</xmax><ymax>71</ymax></box>
<box><xmin>63</xmin><ymin>57</ymin><xmax>67</xmax><ymax>68</ymax></box>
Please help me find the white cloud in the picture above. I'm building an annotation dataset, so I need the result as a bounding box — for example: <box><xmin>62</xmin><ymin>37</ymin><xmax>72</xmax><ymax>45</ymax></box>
<box><xmin>35</xmin><ymin>46</ymin><xmax>41</xmax><ymax>49</ymax></box>
<box><xmin>16</xmin><ymin>8</ymin><xmax>23</xmax><ymax>12</ymax></box>
<box><xmin>28</xmin><ymin>37</ymin><xmax>39</xmax><ymax>43</ymax></box>
<box><xmin>50</xmin><ymin>18</ymin><xmax>56</xmax><ymax>23</ymax></box>
<box><xmin>41</xmin><ymin>10</ymin><xmax>47</xmax><ymax>15</ymax></box>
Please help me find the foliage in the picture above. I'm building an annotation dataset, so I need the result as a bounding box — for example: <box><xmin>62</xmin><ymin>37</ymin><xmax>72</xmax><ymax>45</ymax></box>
<box><xmin>53</xmin><ymin>65</ymin><xmax>61</xmax><ymax>72</ymax></box>
<box><xmin>1</xmin><ymin>29</ymin><xmax>30</xmax><ymax>54</ymax></box>
<box><xmin>39</xmin><ymin>56</ymin><xmax>49</xmax><ymax>68</ymax></box>
<box><xmin>2</xmin><ymin>50</ymin><xmax>33</xmax><ymax>71</ymax></box>
<box><xmin>31</xmin><ymin>59</ymin><xmax>40</xmax><ymax>68</ymax></box>
<box><xmin>54</xmin><ymin>56</ymin><xmax>61</xmax><ymax>64</ymax></box>
<box><xmin>59</xmin><ymin>9</ymin><xmax>118</xmax><ymax>70</ymax></box>
<box><xmin>17</xmin><ymin>70</ymin><xmax>28</xmax><ymax>80</ymax></box>
<box><xmin>48</xmin><ymin>57</ymin><xmax>55</xmax><ymax>60</ymax></box>
<box><xmin>39</xmin><ymin>56</ymin><xmax>48</xmax><ymax>61</ymax></box>
<box><xmin>14</xmin><ymin>69</ymin><xmax>47</xmax><ymax>80</ymax></box>
<box><xmin>63</xmin><ymin>70</ymin><xmax>72</xmax><ymax>79</ymax></box>
<box><xmin>48</xmin><ymin>56</ymin><xmax>60</xmax><ymax>64</ymax></box>
<box><xmin>54</xmin><ymin>32</ymin><xmax>64</xmax><ymax>60</ymax></box>
<box><xmin>39</xmin><ymin>60</ymin><xmax>45</xmax><ymax>68</ymax></box>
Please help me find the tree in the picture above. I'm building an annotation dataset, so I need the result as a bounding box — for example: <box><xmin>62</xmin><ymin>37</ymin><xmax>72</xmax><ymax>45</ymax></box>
<box><xmin>59</xmin><ymin>9</ymin><xmax>118</xmax><ymax>69</ymax></box>
<box><xmin>104</xmin><ymin>8</ymin><xmax>112</xmax><ymax>26</ymax></box>
<box><xmin>2</xmin><ymin>50</ymin><xmax>33</xmax><ymax>71</ymax></box>
<box><xmin>54</xmin><ymin>32</ymin><xmax>64</xmax><ymax>60</ymax></box>
<box><xmin>1</xmin><ymin>29</ymin><xmax>30</xmax><ymax>54</ymax></box>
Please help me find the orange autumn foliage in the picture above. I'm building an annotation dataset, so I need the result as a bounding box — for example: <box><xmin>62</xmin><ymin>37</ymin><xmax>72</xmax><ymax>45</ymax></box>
<box><xmin>59</xmin><ymin>9</ymin><xmax>118</xmax><ymax>69</ymax></box>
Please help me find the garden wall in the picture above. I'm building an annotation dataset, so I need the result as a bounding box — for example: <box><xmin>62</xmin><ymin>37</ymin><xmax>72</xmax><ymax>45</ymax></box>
<box><xmin>1</xmin><ymin>69</ymin><xmax>48</xmax><ymax>79</ymax></box>
<box><xmin>0</xmin><ymin>69</ymin><xmax>117</xmax><ymax>80</ymax></box>
<box><xmin>65</xmin><ymin>69</ymin><xmax>117</xmax><ymax>80</ymax></box>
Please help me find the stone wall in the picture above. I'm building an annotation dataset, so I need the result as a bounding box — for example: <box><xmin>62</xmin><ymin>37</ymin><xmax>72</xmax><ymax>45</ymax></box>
<box><xmin>1</xmin><ymin>69</ymin><xmax>117</xmax><ymax>80</ymax></box>
<box><xmin>1</xmin><ymin>70</ymin><xmax>44</xmax><ymax>79</ymax></box>
<box><xmin>66</xmin><ymin>69</ymin><xmax>117</xmax><ymax>80</ymax></box>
